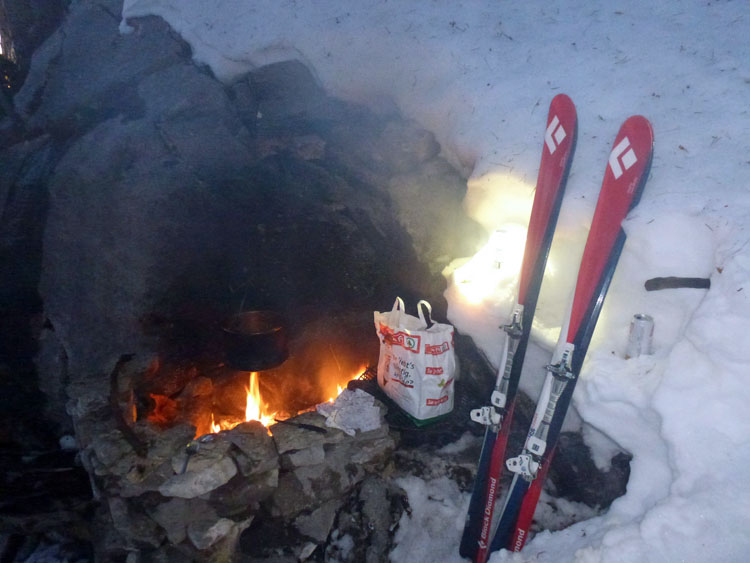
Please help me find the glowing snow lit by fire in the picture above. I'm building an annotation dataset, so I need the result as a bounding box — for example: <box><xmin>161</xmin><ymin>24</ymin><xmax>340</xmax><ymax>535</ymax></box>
<box><xmin>452</xmin><ymin>225</ymin><xmax>528</xmax><ymax>304</ymax></box>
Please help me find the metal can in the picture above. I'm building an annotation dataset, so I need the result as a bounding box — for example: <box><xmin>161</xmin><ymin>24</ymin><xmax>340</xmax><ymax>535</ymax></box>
<box><xmin>625</xmin><ymin>313</ymin><xmax>654</xmax><ymax>359</ymax></box>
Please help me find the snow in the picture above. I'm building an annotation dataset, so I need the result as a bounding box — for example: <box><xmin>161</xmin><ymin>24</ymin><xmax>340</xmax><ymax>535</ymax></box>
<box><xmin>121</xmin><ymin>1</ymin><xmax>750</xmax><ymax>561</ymax></box>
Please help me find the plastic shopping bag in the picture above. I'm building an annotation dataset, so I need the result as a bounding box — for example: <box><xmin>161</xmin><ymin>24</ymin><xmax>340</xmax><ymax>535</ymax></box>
<box><xmin>374</xmin><ymin>297</ymin><xmax>456</xmax><ymax>425</ymax></box>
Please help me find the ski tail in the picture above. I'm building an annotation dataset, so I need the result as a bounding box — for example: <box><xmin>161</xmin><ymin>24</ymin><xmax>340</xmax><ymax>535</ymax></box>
<box><xmin>473</xmin><ymin>402</ymin><xmax>514</xmax><ymax>563</ymax></box>
<box><xmin>459</xmin><ymin>428</ymin><xmax>497</xmax><ymax>557</ymax></box>
<box><xmin>507</xmin><ymin>448</ymin><xmax>555</xmax><ymax>551</ymax></box>
<box><xmin>490</xmin><ymin>473</ymin><xmax>529</xmax><ymax>553</ymax></box>
<box><xmin>460</xmin><ymin>94</ymin><xmax>577</xmax><ymax>561</ymax></box>
<box><xmin>488</xmin><ymin>115</ymin><xmax>654</xmax><ymax>554</ymax></box>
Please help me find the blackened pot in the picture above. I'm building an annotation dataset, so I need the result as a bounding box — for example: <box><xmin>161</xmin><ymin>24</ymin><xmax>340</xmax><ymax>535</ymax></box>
<box><xmin>223</xmin><ymin>311</ymin><xmax>288</xmax><ymax>371</ymax></box>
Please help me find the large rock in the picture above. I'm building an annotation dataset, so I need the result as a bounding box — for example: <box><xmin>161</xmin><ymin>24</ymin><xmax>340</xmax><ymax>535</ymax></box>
<box><xmin>17</xmin><ymin>9</ymin><xmax>190</xmax><ymax>133</ymax></box>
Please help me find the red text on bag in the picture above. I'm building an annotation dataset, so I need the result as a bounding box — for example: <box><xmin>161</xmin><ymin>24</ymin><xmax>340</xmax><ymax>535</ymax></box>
<box><xmin>426</xmin><ymin>395</ymin><xmax>449</xmax><ymax>406</ymax></box>
<box><xmin>425</xmin><ymin>342</ymin><xmax>450</xmax><ymax>355</ymax></box>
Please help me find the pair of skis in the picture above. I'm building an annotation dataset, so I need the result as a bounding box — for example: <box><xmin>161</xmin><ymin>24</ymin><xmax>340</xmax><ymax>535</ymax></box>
<box><xmin>460</xmin><ymin>95</ymin><xmax>654</xmax><ymax>562</ymax></box>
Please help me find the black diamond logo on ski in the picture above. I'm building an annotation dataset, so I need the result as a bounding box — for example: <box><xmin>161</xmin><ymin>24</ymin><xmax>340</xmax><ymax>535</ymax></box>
<box><xmin>609</xmin><ymin>136</ymin><xmax>638</xmax><ymax>179</ymax></box>
<box><xmin>544</xmin><ymin>115</ymin><xmax>566</xmax><ymax>154</ymax></box>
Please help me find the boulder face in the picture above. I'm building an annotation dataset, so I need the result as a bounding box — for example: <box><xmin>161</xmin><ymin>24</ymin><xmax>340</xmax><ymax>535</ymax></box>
<box><xmin>10</xmin><ymin>4</ymin><xmax>483</xmax><ymax>384</ymax></box>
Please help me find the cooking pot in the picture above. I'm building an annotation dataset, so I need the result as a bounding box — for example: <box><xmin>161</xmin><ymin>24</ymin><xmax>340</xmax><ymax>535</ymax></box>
<box><xmin>223</xmin><ymin>311</ymin><xmax>288</xmax><ymax>371</ymax></box>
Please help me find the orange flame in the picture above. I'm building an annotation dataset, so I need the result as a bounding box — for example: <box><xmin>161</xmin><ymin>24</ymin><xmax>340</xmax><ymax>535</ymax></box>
<box><xmin>326</xmin><ymin>365</ymin><xmax>365</xmax><ymax>402</ymax></box>
<box><xmin>244</xmin><ymin>372</ymin><xmax>276</xmax><ymax>426</ymax></box>
<box><xmin>210</xmin><ymin>412</ymin><xmax>221</xmax><ymax>434</ymax></box>
<box><xmin>203</xmin><ymin>365</ymin><xmax>365</xmax><ymax>436</ymax></box>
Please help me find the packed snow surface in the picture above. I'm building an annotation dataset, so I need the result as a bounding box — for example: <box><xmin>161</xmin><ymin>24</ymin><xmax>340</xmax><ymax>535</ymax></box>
<box><xmin>122</xmin><ymin>2</ymin><xmax>750</xmax><ymax>561</ymax></box>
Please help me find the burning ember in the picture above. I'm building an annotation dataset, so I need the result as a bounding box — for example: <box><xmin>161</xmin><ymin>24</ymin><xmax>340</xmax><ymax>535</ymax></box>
<box><xmin>147</xmin><ymin>393</ymin><xmax>178</xmax><ymax>428</ymax></box>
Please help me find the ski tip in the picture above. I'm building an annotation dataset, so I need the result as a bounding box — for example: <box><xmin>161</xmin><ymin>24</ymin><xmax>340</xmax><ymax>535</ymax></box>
<box><xmin>616</xmin><ymin>115</ymin><xmax>654</xmax><ymax>210</ymax></box>
<box><xmin>605</xmin><ymin>114</ymin><xmax>654</xmax><ymax>193</ymax></box>
<box><xmin>621</xmin><ymin>115</ymin><xmax>654</xmax><ymax>146</ymax></box>
<box><xmin>551</xmin><ymin>92</ymin><xmax>574</xmax><ymax>104</ymax></box>
<box><xmin>540</xmin><ymin>93</ymin><xmax>578</xmax><ymax>163</ymax></box>
<box><xmin>550</xmin><ymin>93</ymin><xmax>577</xmax><ymax>120</ymax></box>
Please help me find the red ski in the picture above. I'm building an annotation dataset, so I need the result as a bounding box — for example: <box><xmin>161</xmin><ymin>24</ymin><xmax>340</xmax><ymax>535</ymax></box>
<box><xmin>492</xmin><ymin>115</ymin><xmax>654</xmax><ymax>554</ymax></box>
<box><xmin>460</xmin><ymin>94</ymin><xmax>577</xmax><ymax>562</ymax></box>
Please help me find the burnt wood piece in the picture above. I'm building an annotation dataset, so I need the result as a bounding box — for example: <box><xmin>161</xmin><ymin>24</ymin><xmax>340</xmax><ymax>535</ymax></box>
<box><xmin>109</xmin><ymin>354</ymin><xmax>147</xmax><ymax>457</ymax></box>
<box><xmin>644</xmin><ymin>277</ymin><xmax>710</xmax><ymax>291</ymax></box>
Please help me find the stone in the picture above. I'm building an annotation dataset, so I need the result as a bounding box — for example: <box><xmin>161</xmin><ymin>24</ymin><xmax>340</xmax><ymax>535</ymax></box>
<box><xmin>270</xmin><ymin>468</ymin><xmax>327</xmax><ymax>519</ymax></box>
<box><xmin>17</xmin><ymin>9</ymin><xmax>191</xmax><ymax>132</ymax></box>
<box><xmin>206</xmin><ymin>467</ymin><xmax>278</xmax><ymax>514</ymax></box>
<box><xmin>270</xmin><ymin>412</ymin><xmax>344</xmax><ymax>455</ymax></box>
<box><xmin>357</xmin><ymin>476</ymin><xmax>401</xmax><ymax>563</ymax></box>
<box><xmin>186</xmin><ymin>517</ymin><xmax>237</xmax><ymax>550</ymax></box>
<box><xmin>116</xmin><ymin>423</ymin><xmax>196</xmax><ymax>497</ymax></box>
<box><xmin>169</xmin><ymin>433</ymin><xmax>232</xmax><ymax>475</ymax></box>
<box><xmin>226</xmin><ymin>421</ymin><xmax>279</xmax><ymax>476</ymax></box>
<box><xmin>89</xmin><ymin>430</ymin><xmax>137</xmax><ymax>475</ymax></box>
<box><xmin>246</xmin><ymin>60</ymin><xmax>332</xmax><ymax>133</ymax></box>
<box><xmin>298</xmin><ymin>542</ymin><xmax>318</xmax><ymax>561</ymax></box>
<box><xmin>108</xmin><ymin>496</ymin><xmax>163</xmax><ymax>548</ymax></box>
<box><xmin>324</xmin><ymin>475</ymin><xmax>407</xmax><ymax>563</ymax></box>
<box><xmin>159</xmin><ymin>456</ymin><xmax>237</xmax><ymax>499</ymax></box>
<box><xmin>291</xmin><ymin>134</ymin><xmax>326</xmax><ymax>160</ymax></box>
<box><xmin>550</xmin><ymin>432</ymin><xmax>631</xmax><ymax>509</ymax></box>
<box><xmin>148</xmin><ymin>497</ymin><xmax>196</xmax><ymax>544</ymax></box>
<box><xmin>375</xmin><ymin>120</ymin><xmax>441</xmax><ymax>173</ymax></box>
<box><xmin>283</xmin><ymin>445</ymin><xmax>325</xmax><ymax>469</ymax></box>
<box><xmin>270</xmin><ymin>423</ymin><xmax>396</xmax><ymax>518</ymax></box>
<box><xmin>387</xmin><ymin>158</ymin><xmax>484</xmax><ymax>274</ymax></box>
<box><xmin>293</xmin><ymin>499</ymin><xmax>342</xmax><ymax>543</ymax></box>
<box><xmin>146</xmin><ymin>423</ymin><xmax>197</xmax><ymax>462</ymax></box>
<box><xmin>349</xmin><ymin>433</ymin><xmax>396</xmax><ymax>465</ymax></box>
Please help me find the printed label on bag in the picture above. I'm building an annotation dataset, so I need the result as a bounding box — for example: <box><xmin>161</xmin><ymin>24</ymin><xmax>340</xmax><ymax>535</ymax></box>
<box><xmin>390</xmin><ymin>357</ymin><xmax>415</xmax><ymax>388</ymax></box>
<box><xmin>425</xmin><ymin>341</ymin><xmax>450</xmax><ymax>355</ymax></box>
<box><xmin>425</xmin><ymin>366</ymin><xmax>443</xmax><ymax>375</ymax></box>
<box><xmin>426</xmin><ymin>395</ymin><xmax>449</xmax><ymax>406</ymax></box>
<box><xmin>380</xmin><ymin>324</ymin><xmax>421</xmax><ymax>353</ymax></box>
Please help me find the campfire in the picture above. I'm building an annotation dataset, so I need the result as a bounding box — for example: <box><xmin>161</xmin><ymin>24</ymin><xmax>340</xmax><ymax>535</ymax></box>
<box><xmin>68</xmin><ymin>347</ymin><xmax>398</xmax><ymax>563</ymax></box>
<box><xmin>143</xmin><ymin>357</ymin><xmax>366</xmax><ymax>438</ymax></box>
<box><xmin>206</xmin><ymin>367</ymin><xmax>359</xmax><ymax>436</ymax></box>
